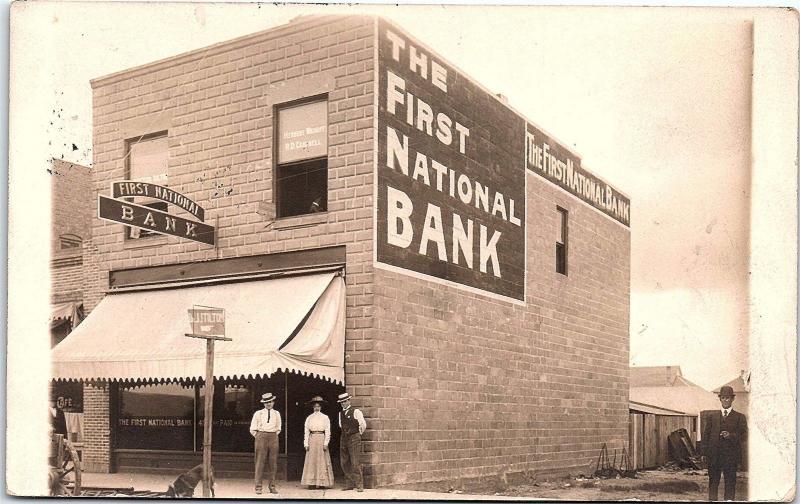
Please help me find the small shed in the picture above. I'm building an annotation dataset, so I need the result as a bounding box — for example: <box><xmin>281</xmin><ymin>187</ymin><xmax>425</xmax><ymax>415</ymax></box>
<box><xmin>629</xmin><ymin>401</ymin><xmax>696</xmax><ymax>470</ymax></box>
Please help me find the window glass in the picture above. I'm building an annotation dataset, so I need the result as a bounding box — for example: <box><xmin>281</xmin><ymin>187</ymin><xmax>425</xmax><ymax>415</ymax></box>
<box><xmin>277</xmin><ymin>100</ymin><xmax>328</xmax><ymax>164</ymax></box>
<box><xmin>275</xmin><ymin>99</ymin><xmax>328</xmax><ymax>219</ymax></box>
<box><xmin>127</xmin><ymin>134</ymin><xmax>168</xmax><ymax>239</ymax></box>
<box><xmin>556</xmin><ymin>207</ymin><xmax>568</xmax><ymax>275</ymax></box>
<box><xmin>115</xmin><ymin>376</ymin><xmax>293</xmax><ymax>454</ymax></box>
<box><xmin>129</xmin><ymin>135</ymin><xmax>168</xmax><ymax>184</ymax></box>
<box><xmin>118</xmin><ymin>382</ymin><xmax>196</xmax><ymax>450</ymax></box>
<box><xmin>276</xmin><ymin>159</ymin><xmax>328</xmax><ymax>218</ymax></box>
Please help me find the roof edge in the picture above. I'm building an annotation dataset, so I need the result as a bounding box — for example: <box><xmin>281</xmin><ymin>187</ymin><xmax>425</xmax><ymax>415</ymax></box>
<box><xmin>90</xmin><ymin>14</ymin><xmax>364</xmax><ymax>89</ymax></box>
<box><xmin>379</xmin><ymin>17</ymin><xmax>630</xmax><ymax>201</ymax></box>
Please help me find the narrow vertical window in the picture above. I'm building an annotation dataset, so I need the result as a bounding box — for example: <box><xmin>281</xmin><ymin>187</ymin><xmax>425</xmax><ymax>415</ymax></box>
<box><xmin>126</xmin><ymin>133</ymin><xmax>168</xmax><ymax>239</ymax></box>
<box><xmin>556</xmin><ymin>207</ymin><xmax>568</xmax><ymax>275</ymax></box>
<box><xmin>275</xmin><ymin>98</ymin><xmax>328</xmax><ymax>218</ymax></box>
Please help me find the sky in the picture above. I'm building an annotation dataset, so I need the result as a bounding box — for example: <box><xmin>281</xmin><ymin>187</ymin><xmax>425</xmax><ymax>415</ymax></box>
<box><xmin>11</xmin><ymin>3</ymin><xmax>758</xmax><ymax>390</ymax></box>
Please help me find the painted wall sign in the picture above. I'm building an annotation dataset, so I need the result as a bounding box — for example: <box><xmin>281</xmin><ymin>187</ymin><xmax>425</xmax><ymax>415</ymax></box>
<box><xmin>98</xmin><ymin>195</ymin><xmax>215</xmax><ymax>245</ymax></box>
<box><xmin>525</xmin><ymin>123</ymin><xmax>630</xmax><ymax>227</ymax></box>
<box><xmin>188</xmin><ymin>307</ymin><xmax>225</xmax><ymax>337</ymax></box>
<box><xmin>112</xmin><ymin>181</ymin><xmax>205</xmax><ymax>221</ymax></box>
<box><xmin>376</xmin><ymin>22</ymin><xmax>527</xmax><ymax>303</ymax></box>
<box><xmin>277</xmin><ymin>100</ymin><xmax>328</xmax><ymax>164</ymax></box>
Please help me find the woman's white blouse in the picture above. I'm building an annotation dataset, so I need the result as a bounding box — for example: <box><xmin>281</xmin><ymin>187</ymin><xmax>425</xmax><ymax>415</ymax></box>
<box><xmin>303</xmin><ymin>411</ymin><xmax>331</xmax><ymax>447</ymax></box>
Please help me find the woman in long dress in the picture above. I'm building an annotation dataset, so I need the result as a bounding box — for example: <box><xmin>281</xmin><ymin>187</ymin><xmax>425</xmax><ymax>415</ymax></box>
<box><xmin>301</xmin><ymin>396</ymin><xmax>335</xmax><ymax>489</ymax></box>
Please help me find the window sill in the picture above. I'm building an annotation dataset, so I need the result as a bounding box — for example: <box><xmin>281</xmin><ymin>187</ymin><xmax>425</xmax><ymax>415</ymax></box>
<box><xmin>271</xmin><ymin>213</ymin><xmax>328</xmax><ymax>230</ymax></box>
<box><xmin>122</xmin><ymin>234</ymin><xmax>168</xmax><ymax>250</ymax></box>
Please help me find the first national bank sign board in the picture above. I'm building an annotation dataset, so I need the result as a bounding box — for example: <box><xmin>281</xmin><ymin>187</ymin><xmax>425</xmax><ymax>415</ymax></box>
<box><xmin>376</xmin><ymin>22</ymin><xmax>527</xmax><ymax>302</ymax></box>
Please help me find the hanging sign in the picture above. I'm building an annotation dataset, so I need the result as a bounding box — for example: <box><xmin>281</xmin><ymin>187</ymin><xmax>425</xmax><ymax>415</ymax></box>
<box><xmin>98</xmin><ymin>195</ymin><xmax>215</xmax><ymax>245</ymax></box>
<box><xmin>99</xmin><ymin>180</ymin><xmax>215</xmax><ymax>246</ymax></box>
<box><xmin>112</xmin><ymin>181</ymin><xmax>205</xmax><ymax>221</ymax></box>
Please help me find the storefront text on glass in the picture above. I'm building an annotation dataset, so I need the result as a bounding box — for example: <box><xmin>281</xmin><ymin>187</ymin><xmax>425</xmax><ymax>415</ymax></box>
<box><xmin>118</xmin><ymin>417</ymin><xmax>249</xmax><ymax>428</ymax></box>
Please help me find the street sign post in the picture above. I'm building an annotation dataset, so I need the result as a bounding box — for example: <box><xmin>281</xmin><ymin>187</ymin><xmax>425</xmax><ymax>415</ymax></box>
<box><xmin>185</xmin><ymin>306</ymin><xmax>231</xmax><ymax>497</ymax></box>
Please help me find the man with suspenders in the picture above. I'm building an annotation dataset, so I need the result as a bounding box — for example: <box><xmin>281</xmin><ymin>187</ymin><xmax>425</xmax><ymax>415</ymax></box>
<box><xmin>337</xmin><ymin>392</ymin><xmax>367</xmax><ymax>491</ymax></box>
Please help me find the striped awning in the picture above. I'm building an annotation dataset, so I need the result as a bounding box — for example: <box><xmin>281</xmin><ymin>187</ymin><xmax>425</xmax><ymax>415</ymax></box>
<box><xmin>51</xmin><ymin>272</ymin><xmax>345</xmax><ymax>384</ymax></box>
<box><xmin>51</xmin><ymin>301</ymin><xmax>83</xmax><ymax>327</ymax></box>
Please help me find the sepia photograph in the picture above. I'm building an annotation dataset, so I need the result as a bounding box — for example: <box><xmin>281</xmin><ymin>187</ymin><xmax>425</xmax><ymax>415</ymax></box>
<box><xmin>6</xmin><ymin>2</ymin><xmax>797</xmax><ymax>500</ymax></box>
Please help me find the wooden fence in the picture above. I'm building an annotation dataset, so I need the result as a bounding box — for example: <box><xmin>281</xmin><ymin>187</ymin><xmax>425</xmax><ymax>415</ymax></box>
<box><xmin>628</xmin><ymin>412</ymin><xmax>696</xmax><ymax>469</ymax></box>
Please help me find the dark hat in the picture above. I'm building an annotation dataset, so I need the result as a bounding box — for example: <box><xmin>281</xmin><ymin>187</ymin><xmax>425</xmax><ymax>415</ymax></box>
<box><xmin>718</xmin><ymin>386</ymin><xmax>736</xmax><ymax>398</ymax></box>
<box><xmin>337</xmin><ymin>392</ymin><xmax>352</xmax><ymax>403</ymax></box>
<box><xmin>260</xmin><ymin>392</ymin><xmax>277</xmax><ymax>403</ymax></box>
<box><xmin>306</xmin><ymin>395</ymin><xmax>327</xmax><ymax>405</ymax></box>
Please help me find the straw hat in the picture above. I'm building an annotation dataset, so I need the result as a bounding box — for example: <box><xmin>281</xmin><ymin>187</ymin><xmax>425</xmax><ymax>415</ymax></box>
<box><xmin>260</xmin><ymin>392</ymin><xmax>277</xmax><ymax>403</ymax></box>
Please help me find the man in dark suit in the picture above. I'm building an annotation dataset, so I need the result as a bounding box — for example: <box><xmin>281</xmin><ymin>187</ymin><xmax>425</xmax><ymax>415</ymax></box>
<box><xmin>49</xmin><ymin>399</ymin><xmax>67</xmax><ymax>436</ymax></box>
<box><xmin>702</xmin><ymin>385</ymin><xmax>747</xmax><ymax>501</ymax></box>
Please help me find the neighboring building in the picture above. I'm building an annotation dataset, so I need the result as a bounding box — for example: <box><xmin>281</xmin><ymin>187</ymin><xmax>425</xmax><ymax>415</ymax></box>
<box><xmin>50</xmin><ymin>158</ymin><xmax>93</xmax><ymax>441</ymax></box>
<box><xmin>629</xmin><ymin>365</ymin><xmax>720</xmax><ymax>441</ymax></box>
<box><xmin>52</xmin><ymin>15</ymin><xmax>631</xmax><ymax>487</ymax></box>
<box><xmin>50</xmin><ymin>158</ymin><xmax>92</xmax><ymax>347</ymax></box>
<box><xmin>628</xmin><ymin>401</ymin><xmax>695</xmax><ymax>469</ymax></box>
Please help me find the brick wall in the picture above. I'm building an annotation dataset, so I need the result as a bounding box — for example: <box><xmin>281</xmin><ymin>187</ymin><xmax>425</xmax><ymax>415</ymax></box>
<box><xmin>87</xmin><ymin>15</ymin><xmax>376</xmax><ymax>470</ymax></box>
<box><xmin>50</xmin><ymin>159</ymin><xmax>92</xmax><ymax>305</ymax></box>
<box><xmin>367</xmin><ymin>177</ymin><xmax>630</xmax><ymax>487</ymax></box>
<box><xmin>82</xmin><ymin>382</ymin><xmax>112</xmax><ymax>473</ymax></box>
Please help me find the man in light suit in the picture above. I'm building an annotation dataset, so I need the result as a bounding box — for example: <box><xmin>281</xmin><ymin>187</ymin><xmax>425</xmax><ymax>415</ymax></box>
<box><xmin>702</xmin><ymin>386</ymin><xmax>747</xmax><ymax>501</ymax></box>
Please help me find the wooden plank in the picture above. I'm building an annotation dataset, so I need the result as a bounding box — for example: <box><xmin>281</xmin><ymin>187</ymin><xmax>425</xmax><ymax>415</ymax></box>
<box><xmin>643</xmin><ymin>414</ymin><xmax>656</xmax><ymax>468</ymax></box>
<box><xmin>109</xmin><ymin>246</ymin><xmax>346</xmax><ymax>288</ymax></box>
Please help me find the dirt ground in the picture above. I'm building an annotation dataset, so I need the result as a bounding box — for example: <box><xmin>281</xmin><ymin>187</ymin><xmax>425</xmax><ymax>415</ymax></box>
<box><xmin>447</xmin><ymin>469</ymin><xmax>748</xmax><ymax>501</ymax></box>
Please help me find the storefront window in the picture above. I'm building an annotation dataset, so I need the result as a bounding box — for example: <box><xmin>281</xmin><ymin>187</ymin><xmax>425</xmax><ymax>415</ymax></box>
<box><xmin>117</xmin><ymin>378</ymin><xmax>286</xmax><ymax>453</ymax></box>
<box><xmin>118</xmin><ymin>382</ymin><xmax>195</xmax><ymax>451</ymax></box>
<box><xmin>196</xmin><ymin>382</ymin><xmax>261</xmax><ymax>453</ymax></box>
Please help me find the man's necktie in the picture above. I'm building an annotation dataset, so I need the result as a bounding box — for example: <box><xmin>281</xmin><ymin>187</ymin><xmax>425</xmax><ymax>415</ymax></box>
<box><xmin>268</xmin><ymin>410</ymin><xmax>271</xmax><ymax>423</ymax></box>
<box><xmin>723</xmin><ymin>411</ymin><xmax>728</xmax><ymax>418</ymax></box>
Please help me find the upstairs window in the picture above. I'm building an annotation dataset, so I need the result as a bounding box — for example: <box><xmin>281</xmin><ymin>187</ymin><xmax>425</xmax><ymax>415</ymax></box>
<box><xmin>275</xmin><ymin>98</ymin><xmax>328</xmax><ymax>218</ymax></box>
<box><xmin>126</xmin><ymin>133</ymin><xmax>168</xmax><ymax>239</ymax></box>
<box><xmin>556</xmin><ymin>207</ymin><xmax>568</xmax><ymax>275</ymax></box>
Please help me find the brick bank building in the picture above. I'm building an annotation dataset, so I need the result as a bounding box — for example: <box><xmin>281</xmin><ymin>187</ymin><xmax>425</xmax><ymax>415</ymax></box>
<box><xmin>51</xmin><ymin>15</ymin><xmax>631</xmax><ymax>487</ymax></box>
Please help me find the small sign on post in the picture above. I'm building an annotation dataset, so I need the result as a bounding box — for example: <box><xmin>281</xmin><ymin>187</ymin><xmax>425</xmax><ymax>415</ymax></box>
<box><xmin>185</xmin><ymin>306</ymin><xmax>231</xmax><ymax>497</ymax></box>
<box><xmin>188</xmin><ymin>307</ymin><xmax>226</xmax><ymax>338</ymax></box>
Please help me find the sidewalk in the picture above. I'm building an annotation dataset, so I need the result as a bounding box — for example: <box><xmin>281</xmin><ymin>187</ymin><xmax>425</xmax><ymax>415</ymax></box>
<box><xmin>81</xmin><ymin>472</ymin><xmax>526</xmax><ymax>500</ymax></box>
